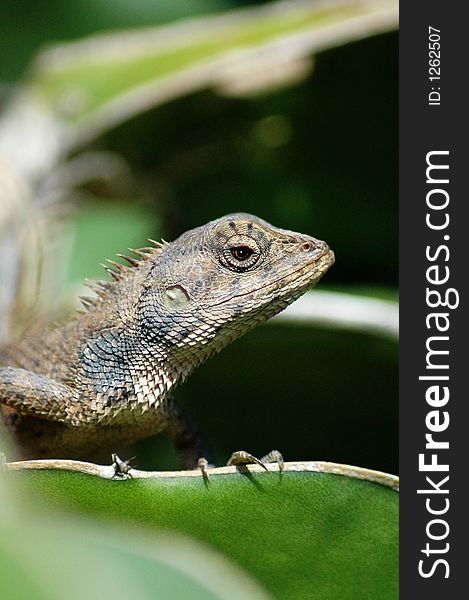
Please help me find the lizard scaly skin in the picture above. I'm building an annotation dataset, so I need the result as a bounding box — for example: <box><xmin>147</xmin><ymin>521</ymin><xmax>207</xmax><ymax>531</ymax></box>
<box><xmin>0</xmin><ymin>213</ymin><xmax>334</xmax><ymax>466</ymax></box>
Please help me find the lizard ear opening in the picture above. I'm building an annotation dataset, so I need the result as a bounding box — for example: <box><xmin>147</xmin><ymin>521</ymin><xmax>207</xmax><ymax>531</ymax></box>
<box><xmin>163</xmin><ymin>285</ymin><xmax>191</xmax><ymax>310</ymax></box>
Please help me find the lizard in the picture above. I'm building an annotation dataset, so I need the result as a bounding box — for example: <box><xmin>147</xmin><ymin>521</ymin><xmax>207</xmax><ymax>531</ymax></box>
<box><xmin>0</xmin><ymin>213</ymin><xmax>334</xmax><ymax>474</ymax></box>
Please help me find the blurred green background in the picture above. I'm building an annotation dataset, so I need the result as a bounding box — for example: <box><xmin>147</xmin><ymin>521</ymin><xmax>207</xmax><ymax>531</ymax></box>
<box><xmin>0</xmin><ymin>0</ymin><xmax>397</xmax><ymax>474</ymax></box>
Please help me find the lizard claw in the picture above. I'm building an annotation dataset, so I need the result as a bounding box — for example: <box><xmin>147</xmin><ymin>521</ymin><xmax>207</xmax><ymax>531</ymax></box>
<box><xmin>198</xmin><ymin>457</ymin><xmax>213</xmax><ymax>487</ymax></box>
<box><xmin>260</xmin><ymin>450</ymin><xmax>284</xmax><ymax>473</ymax></box>
<box><xmin>111</xmin><ymin>453</ymin><xmax>134</xmax><ymax>478</ymax></box>
<box><xmin>228</xmin><ymin>450</ymin><xmax>268</xmax><ymax>470</ymax></box>
<box><xmin>227</xmin><ymin>449</ymin><xmax>284</xmax><ymax>473</ymax></box>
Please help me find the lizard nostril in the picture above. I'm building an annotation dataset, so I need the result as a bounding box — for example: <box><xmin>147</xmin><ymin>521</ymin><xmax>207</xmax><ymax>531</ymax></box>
<box><xmin>301</xmin><ymin>242</ymin><xmax>313</xmax><ymax>252</ymax></box>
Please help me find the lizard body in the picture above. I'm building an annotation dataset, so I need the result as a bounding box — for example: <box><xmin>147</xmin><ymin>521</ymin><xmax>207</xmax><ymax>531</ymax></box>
<box><xmin>0</xmin><ymin>214</ymin><xmax>334</xmax><ymax>466</ymax></box>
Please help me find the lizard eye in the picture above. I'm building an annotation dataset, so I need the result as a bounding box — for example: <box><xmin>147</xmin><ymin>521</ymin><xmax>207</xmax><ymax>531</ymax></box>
<box><xmin>230</xmin><ymin>246</ymin><xmax>253</xmax><ymax>261</ymax></box>
<box><xmin>222</xmin><ymin>235</ymin><xmax>260</xmax><ymax>271</ymax></box>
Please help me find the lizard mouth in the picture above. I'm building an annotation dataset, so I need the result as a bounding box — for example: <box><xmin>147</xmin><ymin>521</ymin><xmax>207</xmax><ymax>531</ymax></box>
<box><xmin>214</xmin><ymin>247</ymin><xmax>335</xmax><ymax>306</ymax></box>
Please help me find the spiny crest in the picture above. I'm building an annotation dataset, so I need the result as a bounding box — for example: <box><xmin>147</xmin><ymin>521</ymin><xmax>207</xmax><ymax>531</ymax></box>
<box><xmin>148</xmin><ymin>238</ymin><xmax>169</xmax><ymax>250</ymax></box>
<box><xmin>79</xmin><ymin>295</ymin><xmax>94</xmax><ymax>309</ymax></box>
<box><xmin>79</xmin><ymin>239</ymin><xmax>169</xmax><ymax>311</ymax></box>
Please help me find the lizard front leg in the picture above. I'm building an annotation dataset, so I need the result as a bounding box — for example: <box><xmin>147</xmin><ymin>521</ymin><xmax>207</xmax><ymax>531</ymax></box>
<box><xmin>162</xmin><ymin>398</ymin><xmax>214</xmax><ymax>472</ymax></box>
<box><xmin>0</xmin><ymin>366</ymin><xmax>78</xmax><ymax>424</ymax></box>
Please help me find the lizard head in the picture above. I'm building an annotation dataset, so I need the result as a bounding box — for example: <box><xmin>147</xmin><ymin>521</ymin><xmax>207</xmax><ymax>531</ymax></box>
<box><xmin>138</xmin><ymin>214</ymin><xmax>334</xmax><ymax>359</ymax></box>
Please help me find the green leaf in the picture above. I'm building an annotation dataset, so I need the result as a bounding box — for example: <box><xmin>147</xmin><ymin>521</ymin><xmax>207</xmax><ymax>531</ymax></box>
<box><xmin>7</xmin><ymin>460</ymin><xmax>399</xmax><ymax>600</ymax></box>
<box><xmin>274</xmin><ymin>289</ymin><xmax>398</xmax><ymax>339</ymax></box>
<box><xmin>1</xmin><ymin>519</ymin><xmax>271</xmax><ymax>600</ymax></box>
<box><xmin>0</xmin><ymin>461</ymin><xmax>271</xmax><ymax>600</ymax></box>
<box><xmin>26</xmin><ymin>0</ymin><xmax>398</xmax><ymax>145</ymax></box>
